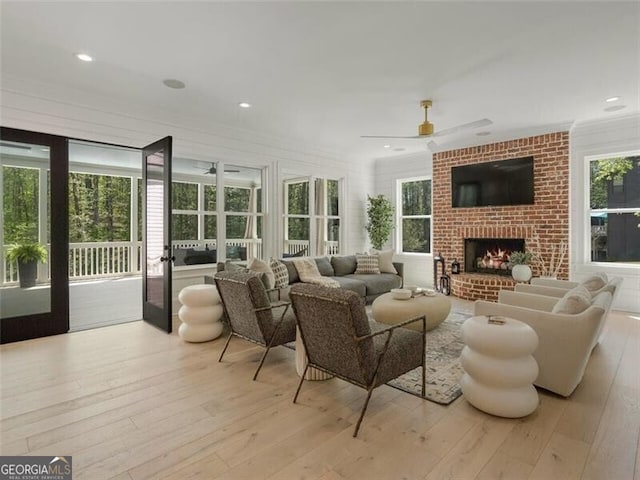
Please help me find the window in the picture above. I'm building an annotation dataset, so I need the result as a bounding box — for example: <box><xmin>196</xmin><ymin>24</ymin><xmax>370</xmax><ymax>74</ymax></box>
<box><xmin>171</xmin><ymin>181</ymin><xmax>199</xmax><ymax>241</ymax></box>
<box><xmin>397</xmin><ymin>177</ymin><xmax>431</xmax><ymax>254</ymax></box>
<box><xmin>588</xmin><ymin>154</ymin><xmax>640</xmax><ymax>263</ymax></box>
<box><xmin>224</xmin><ymin>165</ymin><xmax>263</xmax><ymax>261</ymax></box>
<box><xmin>283</xmin><ymin>176</ymin><xmax>342</xmax><ymax>257</ymax></box>
<box><xmin>283</xmin><ymin>178</ymin><xmax>310</xmax><ymax>257</ymax></box>
<box><xmin>314</xmin><ymin>178</ymin><xmax>341</xmax><ymax>256</ymax></box>
<box><xmin>3</xmin><ymin>165</ymin><xmax>40</xmax><ymax>244</ymax></box>
<box><xmin>69</xmin><ymin>172</ymin><xmax>132</xmax><ymax>242</ymax></box>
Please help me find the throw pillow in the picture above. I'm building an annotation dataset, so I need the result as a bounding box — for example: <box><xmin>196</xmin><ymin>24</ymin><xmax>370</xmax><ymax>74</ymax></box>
<box><xmin>355</xmin><ymin>253</ymin><xmax>381</xmax><ymax>274</ymax></box>
<box><xmin>552</xmin><ymin>286</ymin><xmax>592</xmax><ymax>314</ymax></box>
<box><xmin>331</xmin><ymin>255</ymin><xmax>357</xmax><ymax>276</ymax></box>
<box><xmin>315</xmin><ymin>256</ymin><xmax>335</xmax><ymax>276</ymax></box>
<box><xmin>370</xmin><ymin>249</ymin><xmax>397</xmax><ymax>274</ymax></box>
<box><xmin>580</xmin><ymin>274</ymin><xmax>607</xmax><ymax>292</ymax></box>
<box><xmin>247</xmin><ymin>257</ymin><xmax>275</xmax><ymax>290</ymax></box>
<box><xmin>293</xmin><ymin>257</ymin><xmax>322</xmax><ymax>279</ymax></box>
<box><xmin>270</xmin><ymin>258</ymin><xmax>289</xmax><ymax>289</ymax></box>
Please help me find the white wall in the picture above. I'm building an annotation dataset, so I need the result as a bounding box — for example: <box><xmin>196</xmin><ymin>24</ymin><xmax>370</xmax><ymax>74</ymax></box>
<box><xmin>570</xmin><ymin>113</ymin><xmax>640</xmax><ymax>313</ymax></box>
<box><xmin>1</xmin><ymin>76</ymin><xmax>375</xmax><ymax>315</ymax></box>
<box><xmin>374</xmin><ymin>151</ymin><xmax>434</xmax><ymax>288</ymax></box>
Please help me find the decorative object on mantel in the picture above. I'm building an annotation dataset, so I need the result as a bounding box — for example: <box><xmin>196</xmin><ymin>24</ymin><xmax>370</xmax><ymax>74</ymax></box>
<box><xmin>529</xmin><ymin>236</ymin><xmax>568</xmax><ymax>279</ymax></box>
<box><xmin>365</xmin><ymin>194</ymin><xmax>394</xmax><ymax>250</ymax></box>
<box><xmin>509</xmin><ymin>250</ymin><xmax>533</xmax><ymax>282</ymax></box>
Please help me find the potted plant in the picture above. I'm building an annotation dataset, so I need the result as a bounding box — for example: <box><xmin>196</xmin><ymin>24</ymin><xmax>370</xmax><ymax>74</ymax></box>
<box><xmin>365</xmin><ymin>195</ymin><xmax>394</xmax><ymax>250</ymax></box>
<box><xmin>6</xmin><ymin>242</ymin><xmax>48</xmax><ymax>288</ymax></box>
<box><xmin>509</xmin><ymin>250</ymin><xmax>533</xmax><ymax>282</ymax></box>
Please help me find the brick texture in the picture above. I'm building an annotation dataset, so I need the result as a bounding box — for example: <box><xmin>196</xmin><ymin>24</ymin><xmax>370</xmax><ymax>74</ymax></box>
<box><xmin>433</xmin><ymin>132</ymin><xmax>570</xmax><ymax>301</ymax></box>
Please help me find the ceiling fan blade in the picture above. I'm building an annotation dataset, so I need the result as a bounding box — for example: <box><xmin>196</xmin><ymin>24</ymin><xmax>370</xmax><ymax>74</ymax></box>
<box><xmin>431</xmin><ymin>118</ymin><xmax>493</xmax><ymax>138</ymax></box>
<box><xmin>360</xmin><ymin>135</ymin><xmax>424</xmax><ymax>139</ymax></box>
<box><xmin>427</xmin><ymin>140</ymin><xmax>439</xmax><ymax>151</ymax></box>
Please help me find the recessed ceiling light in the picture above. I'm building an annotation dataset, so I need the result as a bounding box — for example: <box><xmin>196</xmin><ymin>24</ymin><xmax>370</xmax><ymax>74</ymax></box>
<box><xmin>604</xmin><ymin>105</ymin><xmax>626</xmax><ymax>112</ymax></box>
<box><xmin>383</xmin><ymin>145</ymin><xmax>391</xmax><ymax>149</ymax></box>
<box><xmin>75</xmin><ymin>53</ymin><xmax>93</xmax><ymax>62</ymax></box>
<box><xmin>476</xmin><ymin>131</ymin><xmax>491</xmax><ymax>136</ymax></box>
<box><xmin>605</xmin><ymin>96</ymin><xmax>620</xmax><ymax>103</ymax></box>
<box><xmin>238</xmin><ymin>102</ymin><xmax>252</xmax><ymax>108</ymax></box>
<box><xmin>163</xmin><ymin>79</ymin><xmax>186</xmax><ymax>89</ymax></box>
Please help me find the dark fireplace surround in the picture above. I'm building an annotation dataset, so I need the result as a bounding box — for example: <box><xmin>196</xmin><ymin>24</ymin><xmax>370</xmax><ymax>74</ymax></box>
<box><xmin>464</xmin><ymin>238</ymin><xmax>525</xmax><ymax>276</ymax></box>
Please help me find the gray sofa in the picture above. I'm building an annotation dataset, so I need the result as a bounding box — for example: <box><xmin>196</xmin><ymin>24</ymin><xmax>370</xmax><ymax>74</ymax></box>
<box><xmin>211</xmin><ymin>255</ymin><xmax>403</xmax><ymax>304</ymax></box>
<box><xmin>281</xmin><ymin>255</ymin><xmax>403</xmax><ymax>304</ymax></box>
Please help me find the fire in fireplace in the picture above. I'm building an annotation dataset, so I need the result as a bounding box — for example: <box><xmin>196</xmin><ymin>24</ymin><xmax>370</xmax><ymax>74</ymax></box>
<box><xmin>464</xmin><ymin>238</ymin><xmax>525</xmax><ymax>276</ymax></box>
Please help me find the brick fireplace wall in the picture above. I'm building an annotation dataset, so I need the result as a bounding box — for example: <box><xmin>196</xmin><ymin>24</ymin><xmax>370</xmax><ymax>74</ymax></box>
<box><xmin>433</xmin><ymin>132</ymin><xmax>570</xmax><ymax>300</ymax></box>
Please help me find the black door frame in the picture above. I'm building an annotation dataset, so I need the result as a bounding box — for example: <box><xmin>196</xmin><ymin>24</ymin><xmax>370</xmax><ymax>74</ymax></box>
<box><xmin>0</xmin><ymin>127</ymin><xmax>69</xmax><ymax>343</ymax></box>
<box><xmin>142</xmin><ymin>136</ymin><xmax>173</xmax><ymax>333</ymax></box>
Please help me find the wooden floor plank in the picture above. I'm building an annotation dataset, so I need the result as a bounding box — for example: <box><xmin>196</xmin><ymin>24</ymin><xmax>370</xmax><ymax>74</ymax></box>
<box><xmin>423</xmin><ymin>416</ymin><xmax>515</xmax><ymax>480</ymax></box>
<box><xmin>0</xmin><ymin>307</ymin><xmax>635</xmax><ymax>480</ymax></box>
<box><xmin>527</xmin><ymin>432</ymin><xmax>590</xmax><ymax>480</ymax></box>
<box><xmin>475</xmin><ymin>452</ymin><xmax>534</xmax><ymax>480</ymax></box>
<box><xmin>498</xmin><ymin>393</ymin><xmax>567</xmax><ymax>466</ymax></box>
<box><xmin>581</xmin><ymin>313</ymin><xmax>640</xmax><ymax>480</ymax></box>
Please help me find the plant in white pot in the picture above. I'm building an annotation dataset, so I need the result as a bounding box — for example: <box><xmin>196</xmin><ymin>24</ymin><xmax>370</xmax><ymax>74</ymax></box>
<box><xmin>6</xmin><ymin>242</ymin><xmax>48</xmax><ymax>288</ymax></box>
<box><xmin>509</xmin><ymin>250</ymin><xmax>533</xmax><ymax>282</ymax></box>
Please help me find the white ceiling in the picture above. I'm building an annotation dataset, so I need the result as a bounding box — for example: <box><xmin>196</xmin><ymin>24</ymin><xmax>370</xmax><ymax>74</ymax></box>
<box><xmin>1</xmin><ymin>2</ymin><xmax>638</xmax><ymax>160</ymax></box>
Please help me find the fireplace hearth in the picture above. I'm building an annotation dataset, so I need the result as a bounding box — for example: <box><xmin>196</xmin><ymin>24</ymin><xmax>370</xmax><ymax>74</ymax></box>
<box><xmin>464</xmin><ymin>238</ymin><xmax>525</xmax><ymax>276</ymax></box>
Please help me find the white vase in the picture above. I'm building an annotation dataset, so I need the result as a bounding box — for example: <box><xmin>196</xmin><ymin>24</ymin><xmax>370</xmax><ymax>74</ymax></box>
<box><xmin>512</xmin><ymin>264</ymin><xmax>532</xmax><ymax>282</ymax></box>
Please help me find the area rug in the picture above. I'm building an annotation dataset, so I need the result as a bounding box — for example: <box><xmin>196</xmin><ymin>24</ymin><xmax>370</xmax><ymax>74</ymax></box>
<box><xmin>386</xmin><ymin>310</ymin><xmax>469</xmax><ymax>405</ymax></box>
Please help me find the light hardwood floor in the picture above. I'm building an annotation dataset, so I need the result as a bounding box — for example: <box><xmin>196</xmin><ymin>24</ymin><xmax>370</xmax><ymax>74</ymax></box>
<box><xmin>1</xmin><ymin>301</ymin><xmax>638</xmax><ymax>480</ymax></box>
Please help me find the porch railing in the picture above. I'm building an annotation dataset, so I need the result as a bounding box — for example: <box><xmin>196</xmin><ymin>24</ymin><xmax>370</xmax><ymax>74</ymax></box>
<box><xmin>284</xmin><ymin>240</ymin><xmax>339</xmax><ymax>256</ymax></box>
<box><xmin>1</xmin><ymin>238</ymin><xmax>267</xmax><ymax>286</ymax></box>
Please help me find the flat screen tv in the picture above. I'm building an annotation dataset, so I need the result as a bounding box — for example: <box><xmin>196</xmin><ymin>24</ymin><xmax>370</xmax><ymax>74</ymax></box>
<box><xmin>451</xmin><ymin>156</ymin><xmax>534</xmax><ymax>207</ymax></box>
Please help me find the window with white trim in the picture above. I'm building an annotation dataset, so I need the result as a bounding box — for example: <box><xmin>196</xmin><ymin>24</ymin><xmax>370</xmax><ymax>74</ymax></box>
<box><xmin>397</xmin><ymin>177</ymin><xmax>431</xmax><ymax>254</ymax></box>
<box><xmin>283</xmin><ymin>176</ymin><xmax>342</xmax><ymax>257</ymax></box>
<box><xmin>588</xmin><ymin>153</ymin><xmax>640</xmax><ymax>263</ymax></box>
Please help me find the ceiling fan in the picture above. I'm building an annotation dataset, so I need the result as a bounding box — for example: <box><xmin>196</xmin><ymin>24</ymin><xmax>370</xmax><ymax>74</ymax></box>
<box><xmin>203</xmin><ymin>163</ymin><xmax>241</xmax><ymax>175</ymax></box>
<box><xmin>360</xmin><ymin>100</ymin><xmax>492</xmax><ymax>140</ymax></box>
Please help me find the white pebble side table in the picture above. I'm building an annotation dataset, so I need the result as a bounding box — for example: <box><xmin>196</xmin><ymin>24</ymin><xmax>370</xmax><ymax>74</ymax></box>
<box><xmin>460</xmin><ymin>315</ymin><xmax>539</xmax><ymax>418</ymax></box>
<box><xmin>178</xmin><ymin>284</ymin><xmax>224</xmax><ymax>342</ymax></box>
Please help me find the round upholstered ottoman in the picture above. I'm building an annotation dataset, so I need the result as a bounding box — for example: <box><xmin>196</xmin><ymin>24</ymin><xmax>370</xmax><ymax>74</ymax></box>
<box><xmin>460</xmin><ymin>315</ymin><xmax>539</xmax><ymax>418</ymax></box>
<box><xmin>178</xmin><ymin>284</ymin><xmax>224</xmax><ymax>342</ymax></box>
<box><xmin>371</xmin><ymin>292</ymin><xmax>451</xmax><ymax>331</ymax></box>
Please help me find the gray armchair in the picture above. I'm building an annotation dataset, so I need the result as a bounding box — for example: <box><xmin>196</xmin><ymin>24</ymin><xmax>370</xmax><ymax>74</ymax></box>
<box><xmin>289</xmin><ymin>283</ymin><xmax>427</xmax><ymax>437</ymax></box>
<box><xmin>214</xmin><ymin>270</ymin><xmax>297</xmax><ymax>380</ymax></box>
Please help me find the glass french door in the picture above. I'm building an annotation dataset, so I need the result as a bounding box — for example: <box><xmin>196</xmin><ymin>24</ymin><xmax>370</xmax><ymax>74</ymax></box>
<box><xmin>0</xmin><ymin>127</ymin><xmax>69</xmax><ymax>343</ymax></box>
<box><xmin>142</xmin><ymin>136</ymin><xmax>173</xmax><ymax>332</ymax></box>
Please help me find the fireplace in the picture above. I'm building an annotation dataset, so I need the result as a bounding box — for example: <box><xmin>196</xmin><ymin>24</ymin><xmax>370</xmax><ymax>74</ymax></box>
<box><xmin>464</xmin><ymin>238</ymin><xmax>525</xmax><ymax>276</ymax></box>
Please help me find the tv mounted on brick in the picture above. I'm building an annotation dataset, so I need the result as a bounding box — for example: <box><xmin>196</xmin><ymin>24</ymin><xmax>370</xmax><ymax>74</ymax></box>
<box><xmin>451</xmin><ymin>156</ymin><xmax>534</xmax><ymax>208</ymax></box>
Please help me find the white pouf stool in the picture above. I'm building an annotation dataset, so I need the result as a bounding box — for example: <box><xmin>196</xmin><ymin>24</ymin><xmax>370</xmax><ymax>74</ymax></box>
<box><xmin>178</xmin><ymin>284</ymin><xmax>224</xmax><ymax>342</ymax></box>
<box><xmin>460</xmin><ymin>315</ymin><xmax>539</xmax><ymax>418</ymax></box>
